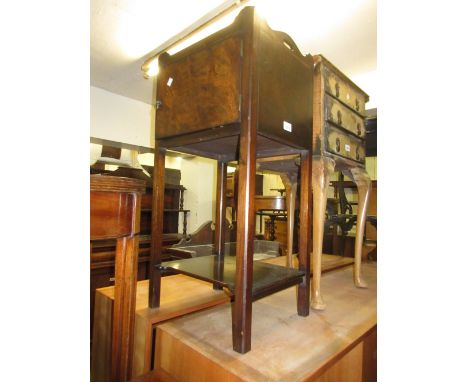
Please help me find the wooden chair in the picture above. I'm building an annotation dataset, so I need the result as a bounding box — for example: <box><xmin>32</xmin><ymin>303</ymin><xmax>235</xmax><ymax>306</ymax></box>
<box><xmin>91</xmin><ymin>175</ymin><xmax>145</xmax><ymax>382</ymax></box>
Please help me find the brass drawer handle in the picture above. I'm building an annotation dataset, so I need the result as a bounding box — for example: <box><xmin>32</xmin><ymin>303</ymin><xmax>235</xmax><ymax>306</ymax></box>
<box><xmin>356</xmin><ymin>147</ymin><xmax>360</xmax><ymax>161</ymax></box>
<box><xmin>335</xmin><ymin>82</ymin><xmax>340</xmax><ymax>98</ymax></box>
<box><xmin>337</xmin><ymin>110</ymin><xmax>342</xmax><ymax>125</ymax></box>
<box><xmin>335</xmin><ymin>137</ymin><xmax>341</xmax><ymax>152</ymax></box>
<box><xmin>355</xmin><ymin>99</ymin><xmax>360</xmax><ymax>112</ymax></box>
<box><xmin>357</xmin><ymin>123</ymin><xmax>362</xmax><ymax>136</ymax></box>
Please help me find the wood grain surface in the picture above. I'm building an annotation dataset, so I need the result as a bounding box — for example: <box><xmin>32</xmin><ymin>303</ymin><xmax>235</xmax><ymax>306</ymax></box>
<box><xmin>155</xmin><ymin>262</ymin><xmax>376</xmax><ymax>382</ymax></box>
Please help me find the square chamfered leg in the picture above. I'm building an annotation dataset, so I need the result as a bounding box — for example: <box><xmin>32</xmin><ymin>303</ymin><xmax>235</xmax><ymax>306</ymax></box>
<box><xmin>231</xmin><ymin>129</ymin><xmax>256</xmax><ymax>353</ymax></box>
<box><xmin>112</xmin><ymin>235</ymin><xmax>139</xmax><ymax>382</ymax></box>
<box><xmin>213</xmin><ymin>161</ymin><xmax>227</xmax><ymax>290</ymax></box>
<box><xmin>311</xmin><ymin>156</ymin><xmax>335</xmax><ymax>310</ymax></box>
<box><xmin>297</xmin><ymin>150</ymin><xmax>312</xmax><ymax>316</ymax></box>
<box><xmin>343</xmin><ymin>167</ymin><xmax>371</xmax><ymax>289</ymax></box>
<box><xmin>149</xmin><ymin>144</ymin><xmax>166</xmax><ymax>308</ymax></box>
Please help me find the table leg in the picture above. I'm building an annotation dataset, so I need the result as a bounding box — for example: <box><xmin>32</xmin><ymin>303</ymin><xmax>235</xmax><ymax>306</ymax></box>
<box><xmin>112</xmin><ymin>235</ymin><xmax>139</xmax><ymax>382</ymax></box>
<box><xmin>344</xmin><ymin>167</ymin><xmax>371</xmax><ymax>288</ymax></box>
<box><xmin>149</xmin><ymin>145</ymin><xmax>166</xmax><ymax>308</ymax></box>
<box><xmin>297</xmin><ymin>150</ymin><xmax>312</xmax><ymax>316</ymax></box>
<box><xmin>311</xmin><ymin>156</ymin><xmax>335</xmax><ymax>310</ymax></box>
<box><xmin>213</xmin><ymin>161</ymin><xmax>227</xmax><ymax>290</ymax></box>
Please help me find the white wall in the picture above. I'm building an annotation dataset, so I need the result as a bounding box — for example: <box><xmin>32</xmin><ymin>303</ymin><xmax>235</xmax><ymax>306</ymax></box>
<box><xmin>90</xmin><ymin>86</ymin><xmax>154</xmax><ymax>148</ymax></box>
<box><xmin>180</xmin><ymin>157</ymin><xmax>217</xmax><ymax>233</ymax></box>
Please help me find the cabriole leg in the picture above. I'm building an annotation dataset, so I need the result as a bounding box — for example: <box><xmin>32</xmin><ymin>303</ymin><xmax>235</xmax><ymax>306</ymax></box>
<box><xmin>311</xmin><ymin>156</ymin><xmax>335</xmax><ymax>310</ymax></box>
<box><xmin>344</xmin><ymin>167</ymin><xmax>371</xmax><ymax>288</ymax></box>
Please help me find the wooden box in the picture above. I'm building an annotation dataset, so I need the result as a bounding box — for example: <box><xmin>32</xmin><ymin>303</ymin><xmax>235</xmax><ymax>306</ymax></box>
<box><xmin>312</xmin><ymin>55</ymin><xmax>369</xmax><ymax>168</ymax></box>
<box><xmin>155</xmin><ymin>6</ymin><xmax>313</xmax><ymax>159</ymax></box>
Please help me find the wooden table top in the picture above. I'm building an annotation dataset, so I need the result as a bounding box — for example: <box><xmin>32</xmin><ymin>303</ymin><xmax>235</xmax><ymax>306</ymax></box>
<box><xmin>155</xmin><ymin>262</ymin><xmax>376</xmax><ymax>382</ymax></box>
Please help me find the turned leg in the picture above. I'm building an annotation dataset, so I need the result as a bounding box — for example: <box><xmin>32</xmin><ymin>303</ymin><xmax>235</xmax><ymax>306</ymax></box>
<box><xmin>213</xmin><ymin>161</ymin><xmax>227</xmax><ymax>290</ymax></box>
<box><xmin>149</xmin><ymin>145</ymin><xmax>166</xmax><ymax>308</ymax></box>
<box><xmin>280</xmin><ymin>172</ymin><xmax>298</xmax><ymax>267</ymax></box>
<box><xmin>311</xmin><ymin>156</ymin><xmax>335</xmax><ymax>310</ymax></box>
<box><xmin>344</xmin><ymin>167</ymin><xmax>371</xmax><ymax>288</ymax></box>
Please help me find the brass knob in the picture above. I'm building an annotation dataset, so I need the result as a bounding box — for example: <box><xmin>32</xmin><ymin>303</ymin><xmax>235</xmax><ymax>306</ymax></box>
<box><xmin>335</xmin><ymin>82</ymin><xmax>340</xmax><ymax>97</ymax></box>
<box><xmin>357</xmin><ymin>123</ymin><xmax>362</xmax><ymax>136</ymax></box>
<box><xmin>337</xmin><ymin>110</ymin><xmax>342</xmax><ymax>125</ymax></box>
<box><xmin>336</xmin><ymin>137</ymin><xmax>341</xmax><ymax>152</ymax></box>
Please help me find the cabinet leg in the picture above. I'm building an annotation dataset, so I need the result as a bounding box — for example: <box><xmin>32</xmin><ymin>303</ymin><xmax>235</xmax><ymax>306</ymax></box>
<box><xmin>232</xmin><ymin>115</ymin><xmax>256</xmax><ymax>354</ymax></box>
<box><xmin>213</xmin><ymin>161</ymin><xmax>227</xmax><ymax>290</ymax></box>
<box><xmin>344</xmin><ymin>167</ymin><xmax>371</xmax><ymax>288</ymax></box>
<box><xmin>149</xmin><ymin>145</ymin><xmax>166</xmax><ymax>308</ymax></box>
<box><xmin>297</xmin><ymin>151</ymin><xmax>312</xmax><ymax>316</ymax></box>
<box><xmin>311</xmin><ymin>156</ymin><xmax>335</xmax><ymax>310</ymax></box>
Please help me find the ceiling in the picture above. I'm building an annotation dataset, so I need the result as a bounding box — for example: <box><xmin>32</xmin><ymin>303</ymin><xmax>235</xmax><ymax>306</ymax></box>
<box><xmin>91</xmin><ymin>0</ymin><xmax>376</xmax><ymax>105</ymax></box>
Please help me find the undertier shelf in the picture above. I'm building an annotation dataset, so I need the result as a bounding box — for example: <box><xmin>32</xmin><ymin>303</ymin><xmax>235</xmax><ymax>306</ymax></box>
<box><xmin>159</xmin><ymin>255</ymin><xmax>305</xmax><ymax>301</ymax></box>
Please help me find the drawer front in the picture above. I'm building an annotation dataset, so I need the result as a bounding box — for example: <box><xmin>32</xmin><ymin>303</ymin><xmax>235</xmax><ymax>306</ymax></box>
<box><xmin>324</xmin><ymin>94</ymin><xmax>365</xmax><ymax>138</ymax></box>
<box><xmin>325</xmin><ymin>124</ymin><xmax>365</xmax><ymax>164</ymax></box>
<box><xmin>323</xmin><ymin>67</ymin><xmax>367</xmax><ymax>116</ymax></box>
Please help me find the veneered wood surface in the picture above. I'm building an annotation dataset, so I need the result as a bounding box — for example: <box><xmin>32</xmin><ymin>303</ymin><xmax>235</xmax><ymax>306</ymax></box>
<box><xmin>156</xmin><ymin>36</ymin><xmax>241</xmax><ymax>139</ymax></box>
<box><xmin>155</xmin><ymin>263</ymin><xmax>376</xmax><ymax>382</ymax></box>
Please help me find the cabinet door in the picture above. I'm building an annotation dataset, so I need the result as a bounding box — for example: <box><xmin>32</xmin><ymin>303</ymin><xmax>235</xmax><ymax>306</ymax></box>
<box><xmin>156</xmin><ymin>37</ymin><xmax>242</xmax><ymax>139</ymax></box>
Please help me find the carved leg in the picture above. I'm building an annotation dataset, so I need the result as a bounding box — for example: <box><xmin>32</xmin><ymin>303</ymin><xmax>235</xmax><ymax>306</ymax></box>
<box><xmin>149</xmin><ymin>145</ymin><xmax>166</xmax><ymax>308</ymax></box>
<box><xmin>213</xmin><ymin>161</ymin><xmax>227</xmax><ymax>290</ymax></box>
<box><xmin>311</xmin><ymin>156</ymin><xmax>335</xmax><ymax>310</ymax></box>
<box><xmin>344</xmin><ymin>167</ymin><xmax>371</xmax><ymax>288</ymax></box>
<box><xmin>280</xmin><ymin>172</ymin><xmax>298</xmax><ymax>267</ymax></box>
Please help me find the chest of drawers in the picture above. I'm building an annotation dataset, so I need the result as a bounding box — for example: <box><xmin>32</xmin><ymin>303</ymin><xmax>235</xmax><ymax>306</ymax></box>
<box><xmin>312</xmin><ymin>55</ymin><xmax>369</xmax><ymax>168</ymax></box>
<box><xmin>310</xmin><ymin>55</ymin><xmax>372</xmax><ymax>311</ymax></box>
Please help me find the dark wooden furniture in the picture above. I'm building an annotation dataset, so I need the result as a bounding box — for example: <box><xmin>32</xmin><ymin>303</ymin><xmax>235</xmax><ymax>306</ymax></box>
<box><xmin>149</xmin><ymin>6</ymin><xmax>313</xmax><ymax>353</ymax></box>
<box><xmin>90</xmin><ymin>167</ymin><xmax>187</xmax><ymax>340</ymax></box>
<box><xmin>311</xmin><ymin>54</ymin><xmax>371</xmax><ymax>310</ymax></box>
<box><xmin>90</xmin><ymin>175</ymin><xmax>145</xmax><ymax>382</ymax></box>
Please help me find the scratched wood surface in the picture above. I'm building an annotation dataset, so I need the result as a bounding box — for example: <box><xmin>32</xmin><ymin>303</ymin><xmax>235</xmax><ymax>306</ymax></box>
<box><xmin>154</xmin><ymin>262</ymin><xmax>376</xmax><ymax>382</ymax></box>
<box><xmin>92</xmin><ymin>254</ymin><xmax>354</xmax><ymax>380</ymax></box>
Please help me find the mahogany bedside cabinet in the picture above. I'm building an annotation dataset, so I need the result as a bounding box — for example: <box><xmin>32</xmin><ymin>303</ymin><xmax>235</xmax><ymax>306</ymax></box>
<box><xmin>148</xmin><ymin>6</ymin><xmax>313</xmax><ymax>354</ymax></box>
<box><xmin>311</xmin><ymin>55</ymin><xmax>371</xmax><ymax>310</ymax></box>
<box><xmin>90</xmin><ymin>175</ymin><xmax>145</xmax><ymax>381</ymax></box>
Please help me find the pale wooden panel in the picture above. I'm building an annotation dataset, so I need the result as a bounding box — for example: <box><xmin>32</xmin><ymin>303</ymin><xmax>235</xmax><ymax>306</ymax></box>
<box><xmin>155</xmin><ymin>263</ymin><xmax>376</xmax><ymax>382</ymax></box>
<box><xmin>93</xmin><ymin>254</ymin><xmax>355</xmax><ymax>380</ymax></box>
<box><xmin>311</xmin><ymin>343</ymin><xmax>363</xmax><ymax>382</ymax></box>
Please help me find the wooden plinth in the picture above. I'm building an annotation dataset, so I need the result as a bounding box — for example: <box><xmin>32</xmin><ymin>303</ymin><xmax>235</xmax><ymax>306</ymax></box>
<box><xmin>92</xmin><ymin>254</ymin><xmax>355</xmax><ymax>381</ymax></box>
<box><xmin>154</xmin><ymin>263</ymin><xmax>376</xmax><ymax>382</ymax></box>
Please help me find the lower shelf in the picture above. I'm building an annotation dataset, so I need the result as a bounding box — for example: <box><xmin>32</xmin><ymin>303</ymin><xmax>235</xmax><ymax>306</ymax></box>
<box><xmin>160</xmin><ymin>255</ymin><xmax>305</xmax><ymax>301</ymax></box>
